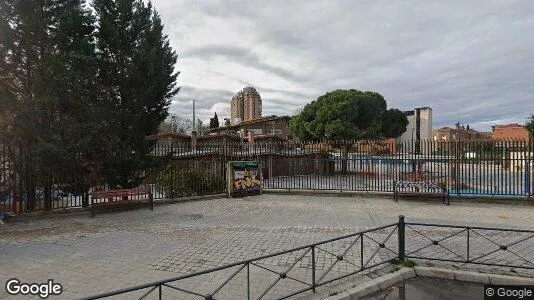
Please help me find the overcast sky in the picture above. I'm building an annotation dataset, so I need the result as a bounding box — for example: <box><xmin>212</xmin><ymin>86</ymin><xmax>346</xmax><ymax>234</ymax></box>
<box><xmin>152</xmin><ymin>0</ymin><xmax>534</xmax><ymax>131</ymax></box>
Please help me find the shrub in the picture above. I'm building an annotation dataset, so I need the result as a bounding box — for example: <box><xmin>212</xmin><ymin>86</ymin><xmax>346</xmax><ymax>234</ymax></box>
<box><xmin>155</xmin><ymin>167</ymin><xmax>225</xmax><ymax>199</ymax></box>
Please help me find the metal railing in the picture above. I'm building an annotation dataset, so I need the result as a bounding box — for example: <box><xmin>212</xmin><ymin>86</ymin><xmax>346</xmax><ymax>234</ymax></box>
<box><xmin>82</xmin><ymin>216</ymin><xmax>534</xmax><ymax>299</ymax></box>
<box><xmin>2</xmin><ymin>138</ymin><xmax>533</xmax><ymax>215</ymax></box>
<box><xmin>405</xmin><ymin>222</ymin><xmax>534</xmax><ymax>269</ymax></box>
<box><xmin>82</xmin><ymin>223</ymin><xmax>400</xmax><ymax>300</ymax></box>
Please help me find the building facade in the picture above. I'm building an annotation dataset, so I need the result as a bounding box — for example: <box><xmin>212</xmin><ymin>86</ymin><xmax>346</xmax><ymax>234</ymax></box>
<box><xmin>492</xmin><ymin>124</ymin><xmax>530</xmax><ymax>140</ymax></box>
<box><xmin>230</xmin><ymin>86</ymin><xmax>262</xmax><ymax>124</ymax></box>
<box><xmin>398</xmin><ymin>107</ymin><xmax>432</xmax><ymax>153</ymax></box>
<box><xmin>211</xmin><ymin>115</ymin><xmax>292</xmax><ymax>141</ymax></box>
<box><xmin>432</xmin><ymin>127</ymin><xmax>492</xmax><ymax>142</ymax></box>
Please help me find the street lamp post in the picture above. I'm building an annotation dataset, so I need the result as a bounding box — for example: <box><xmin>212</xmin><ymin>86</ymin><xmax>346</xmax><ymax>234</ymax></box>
<box><xmin>171</xmin><ymin>115</ymin><xmax>177</xmax><ymax>134</ymax></box>
<box><xmin>192</xmin><ymin>100</ymin><xmax>196</xmax><ymax>132</ymax></box>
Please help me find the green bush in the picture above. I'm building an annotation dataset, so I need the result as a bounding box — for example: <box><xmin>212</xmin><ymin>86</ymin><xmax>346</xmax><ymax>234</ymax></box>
<box><xmin>155</xmin><ymin>167</ymin><xmax>225</xmax><ymax>199</ymax></box>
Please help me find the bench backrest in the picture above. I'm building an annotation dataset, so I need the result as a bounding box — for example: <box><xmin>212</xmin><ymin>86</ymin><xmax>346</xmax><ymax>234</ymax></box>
<box><xmin>93</xmin><ymin>188</ymin><xmax>150</xmax><ymax>199</ymax></box>
<box><xmin>395</xmin><ymin>180</ymin><xmax>445</xmax><ymax>190</ymax></box>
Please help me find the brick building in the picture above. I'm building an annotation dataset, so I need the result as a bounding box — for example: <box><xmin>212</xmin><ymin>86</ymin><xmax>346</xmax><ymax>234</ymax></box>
<box><xmin>432</xmin><ymin>127</ymin><xmax>492</xmax><ymax>142</ymax></box>
<box><xmin>492</xmin><ymin>124</ymin><xmax>530</xmax><ymax>140</ymax></box>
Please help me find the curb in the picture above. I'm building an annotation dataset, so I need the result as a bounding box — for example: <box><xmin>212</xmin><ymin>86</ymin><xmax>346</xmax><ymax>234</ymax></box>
<box><xmin>263</xmin><ymin>189</ymin><xmax>393</xmax><ymax>198</ymax></box>
<box><xmin>4</xmin><ymin>193</ymin><xmax>227</xmax><ymax>223</ymax></box>
<box><xmin>263</xmin><ymin>189</ymin><xmax>534</xmax><ymax>205</ymax></box>
<box><xmin>326</xmin><ymin>267</ymin><xmax>534</xmax><ymax>300</ymax></box>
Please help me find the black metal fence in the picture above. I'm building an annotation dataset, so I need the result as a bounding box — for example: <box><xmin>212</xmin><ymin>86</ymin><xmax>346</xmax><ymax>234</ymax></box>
<box><xmin>1</xmin><ymin>138</ymin><xmax>533</xmax><ymax>215</ymax></box>
<box><xmin>81</xmin><ymin>216</ymin><xmax>534</xmax><ymax>299</ymax></box>
<box><xmin>405</xmin><ymin>222</ymin><xmax>534</xmax><ymax>269</ymax></box>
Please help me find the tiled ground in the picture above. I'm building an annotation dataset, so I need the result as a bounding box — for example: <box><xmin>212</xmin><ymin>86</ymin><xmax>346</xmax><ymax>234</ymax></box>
<box><xmin>1</xmin><ymin>194</ymin><xmax>533</xmax><ymax>299</ymax></box>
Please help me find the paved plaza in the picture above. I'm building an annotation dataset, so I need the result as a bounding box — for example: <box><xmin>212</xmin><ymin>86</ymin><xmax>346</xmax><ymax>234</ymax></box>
<box><xmin>1</xmin><ymin>194</ymin><xmax>534</xmax><ymax>299</ymax></box>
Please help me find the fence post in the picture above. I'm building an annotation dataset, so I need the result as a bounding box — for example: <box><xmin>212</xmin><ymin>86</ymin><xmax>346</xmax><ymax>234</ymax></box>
<box><xmin>311</xmin><ymin>245</ymin><xmax>316</xmax><ymax>293</ymax></box>
<box><xmin>398</xmin><ymin>215</ymin><xmax>405</xmax><ymax>262</ymax></box>
<box><xmin>247</xmin><ymin>262</ymin><xmax>250</xmax><ymax>300</ymax></box>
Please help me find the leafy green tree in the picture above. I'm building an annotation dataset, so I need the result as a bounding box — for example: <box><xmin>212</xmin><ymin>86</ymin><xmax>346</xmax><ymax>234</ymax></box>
<box><xmin>93</xmin><ymin>0</ymin><xmax>179</xmax><ymax>188</ymax></box>
<box><xmin>291</xmin><ymin>89</ymin><xmax>408</xmax><ymax>173</ymax></box>
<box><xmin>526</xmin><ymin>115</ymin><xmax>534</xmax><ymax>137</ymax></box>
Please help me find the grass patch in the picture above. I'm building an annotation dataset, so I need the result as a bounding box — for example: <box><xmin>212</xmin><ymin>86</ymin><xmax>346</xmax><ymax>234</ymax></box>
<box><xmin>402</xmin><ymin>260</ymin><xmax>416</xmax><ymax>267</ymax></box>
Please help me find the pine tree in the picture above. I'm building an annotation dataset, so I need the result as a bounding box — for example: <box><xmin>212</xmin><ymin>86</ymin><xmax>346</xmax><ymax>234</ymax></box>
<box><xmin>209</xmin><ymin>112</ymin><xmax>220</xmax><ymax>128</ymax></box>
<box><xmin>93</xmin><ymin>0</ymin><xmax>179</xmax><ymax>188</ymax></box>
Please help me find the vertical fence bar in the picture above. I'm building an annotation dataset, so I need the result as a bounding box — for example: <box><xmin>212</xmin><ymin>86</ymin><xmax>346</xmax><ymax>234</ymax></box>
<box><xmin>311</xmin><ymin>245</ymin><xmax>316</xmax><ymax>293</ymax></box>
<box><xmin>360</xmin><ymin>232</ymin><xmax>364</xmax><ymax>271</ymax></box>
<box><xmin>247</xmin><ymin>262</ymin><xmax>250</xmax><ymax>300</ymax></box>
<box><xmin>466</xmin><ymin>227</ymin><xmax>470</xmax><ymax>263</ymax></box>
<box><xmin>158</xmin><ymin>284</ymin><xmax>162</xmax><ymax>300</ymax></box>
<box><xmin>398</xmin><ymin>215</ymin><xmax>405</xmax><ymax>262</ymax></box>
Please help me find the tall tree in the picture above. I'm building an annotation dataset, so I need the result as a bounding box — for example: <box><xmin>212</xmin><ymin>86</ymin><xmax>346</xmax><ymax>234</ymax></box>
<box><xmin>93</xmin><ymin>0</ymin><xmax>179</xmax><ymax>188</ymax></box>
<box><xmin>209</xmin><ymin>112</ymin><xmax>219</xmax><ymax>128</ymax></box>
<box><xmin>291</xmin><ymin>89</ymin><xmax>408</xmax><ymax>173</ymax></box>
<box><xmin>0</xmin><ymin>0</ymin><xmax>97</xmax><ymax>210</ymax></box>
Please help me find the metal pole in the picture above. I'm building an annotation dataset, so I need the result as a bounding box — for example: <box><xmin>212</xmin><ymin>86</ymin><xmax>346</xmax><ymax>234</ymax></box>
<box><xmin>398</xmin><ymin>215</ymin><xmax>405</xmax><ymax>262</ymax></box>
<box><xmin>311</xmin><ymin>246</ymin><xmax>316</xmax><ymax>293</ymax></box>
<box><xmin>192</xmin><ymin>100</ymin><xmax>196</xmax><ymax>131</ymax></box>
<box><xmin>247</xmin><ymin>262</ymin><xmax>250</xmax><ymax>300</ymax></box>
<box><xmin>466</xmin><ymin>228</ymin><xmax>470</xmax><ymax>263</ymax></box>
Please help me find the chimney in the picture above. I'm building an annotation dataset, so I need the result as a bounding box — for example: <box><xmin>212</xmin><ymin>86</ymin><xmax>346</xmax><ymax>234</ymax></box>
<box><xmin>191</xmin><ymin>130</ymin><xmax>198</xmax><ymax>152</ymax></box>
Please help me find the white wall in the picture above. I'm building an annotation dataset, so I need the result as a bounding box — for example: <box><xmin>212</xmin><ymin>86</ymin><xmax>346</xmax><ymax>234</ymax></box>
<box><xmin>398</xmin><ymin>107</ymin><xmax>433</xmax><ymax>154</ymax></box>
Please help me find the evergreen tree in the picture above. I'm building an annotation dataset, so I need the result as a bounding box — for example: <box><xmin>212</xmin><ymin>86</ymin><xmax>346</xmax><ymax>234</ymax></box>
<box><xmin>209</xmin><ymin>112</ymin><xmax>220</xmax><ymax>128</ymax></box>
<box><xmin>93</xmin><ymin>0</ymin><xmax>179</xmax><ymax>188</ymax></box>
<box><xmin>0</xmin><ymin>0</ymin><xmax>96</xmax><ymax>210</ymax></box>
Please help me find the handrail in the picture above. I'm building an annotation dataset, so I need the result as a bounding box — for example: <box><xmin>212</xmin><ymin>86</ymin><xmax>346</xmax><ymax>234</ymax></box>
<box><xmin>81</xmin><ymin>217</ymin><xmax>534</xmax><ymax>300</ymax></box>
<box><xmin>80</xmin><ymin>222</ymin><xmax>398</xmax><ymax>299</ymax></box>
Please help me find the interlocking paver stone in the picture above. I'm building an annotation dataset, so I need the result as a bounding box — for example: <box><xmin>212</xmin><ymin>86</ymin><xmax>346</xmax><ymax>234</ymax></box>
<box><xmin>1</xmin><ymin>194</ymin><xmax>534</xmax><ymax>299</ymax></box>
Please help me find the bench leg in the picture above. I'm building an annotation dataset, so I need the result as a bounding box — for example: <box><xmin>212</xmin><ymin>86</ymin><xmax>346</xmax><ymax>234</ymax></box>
<box><xmin>150</xmin><ymin>193</ymin><xmax>154</xmax><ymax>211</ymax></box>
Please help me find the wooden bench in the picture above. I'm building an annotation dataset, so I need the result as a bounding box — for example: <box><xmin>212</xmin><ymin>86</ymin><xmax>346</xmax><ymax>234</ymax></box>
<box><xmin>91</xmin><ymin>188</ymin><xmax>153</xmax><ymax>217</ymax></box>
<box><xmin>393</xmin><ymin>180</ymin><xmax>449</xmax><ymax>205</ymax></box>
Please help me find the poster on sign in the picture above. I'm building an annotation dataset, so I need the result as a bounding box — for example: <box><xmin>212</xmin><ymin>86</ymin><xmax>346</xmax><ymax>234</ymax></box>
<box><xmin>227</xmin><ymin>161</ymin><xmax>262</xmax><ymax>197</ymax></box>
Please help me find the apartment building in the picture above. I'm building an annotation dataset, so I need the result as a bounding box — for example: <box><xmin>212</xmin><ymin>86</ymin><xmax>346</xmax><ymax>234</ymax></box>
<box><xmin>230</xmin><ymin>86</ymin><xmax>262</xmax><ymax>124</ymax></box>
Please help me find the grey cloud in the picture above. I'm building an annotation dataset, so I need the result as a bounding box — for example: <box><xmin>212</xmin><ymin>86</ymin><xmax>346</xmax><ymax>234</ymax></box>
<box><xmin>157</xmin><ymin>0</ymin><xmax>534</xmax><ymax>131</ymax></box>
<box><xmin>183</xmin><ymin>45</ymin><xmax>306</xmax><ymax>83</ymax></box>
<box><xmin>170</xmin><ymin>85</ymin><xmax>234</xmax><ymax>121</ymax></box>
